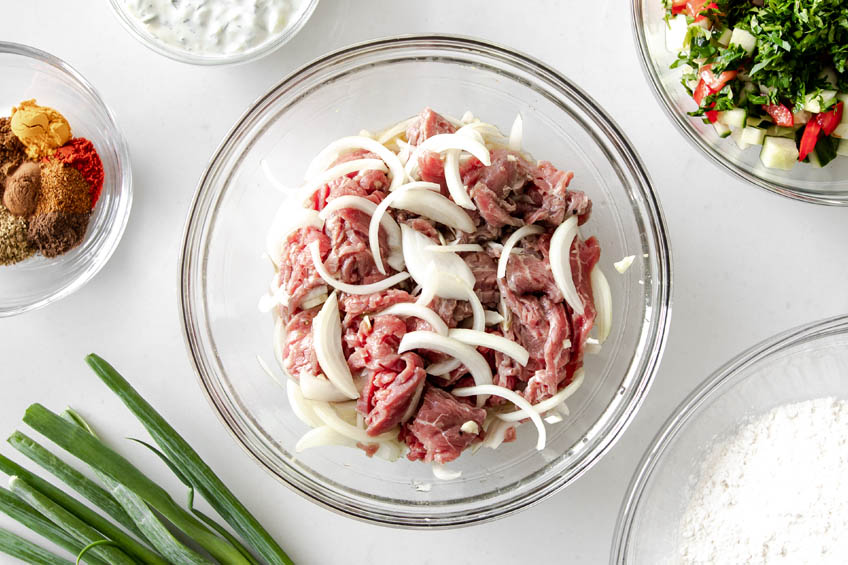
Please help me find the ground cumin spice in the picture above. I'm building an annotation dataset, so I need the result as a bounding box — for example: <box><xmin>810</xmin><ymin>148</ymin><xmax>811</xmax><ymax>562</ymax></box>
<box><xmin>36</xmin><ymin>160</ymin><xmax>91</xmax><ymax>215</ymax></box>
<box><xmin>52</xmin><ymin>138</ymin><xmax>104</xmax><ymax>207</ymax></box>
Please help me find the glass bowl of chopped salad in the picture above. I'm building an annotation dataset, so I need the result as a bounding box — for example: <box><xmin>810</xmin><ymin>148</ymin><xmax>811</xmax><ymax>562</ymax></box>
<box><xmin>633</xmin><ymin>0</ymin><xmax>848</xmax><ymax>204</ymax></box>
<box><xmin>612</xmin><ymin>314</ymin><xmax>848</xmax><ymax>563</ymax></box>
<box><xmin>180</xmin><ymin>35</ymin><xmax>671</xmax><ymax>527</ymax></box>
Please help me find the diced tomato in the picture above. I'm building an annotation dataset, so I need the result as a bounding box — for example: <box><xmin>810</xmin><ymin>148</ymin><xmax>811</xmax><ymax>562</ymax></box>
<box><xmin>705</xmin><ymin>109</ymin><xmax>719</xmax><ymax>123</ymax></box>
<box><xmin>687</xmin><ymin>0</ymin><xmax>718</xmax><ymax>21</ymax></box>
<box><xmin>699</xmin><ymin>65</ymin><xmax>738</xmax><ymax>92</ymax></box>
<box><xmin>798</xmin><ymin>120</ymin><xmax>822</xmax><ymax>162</ymax></box>
<box><xmin>693</xmin><ymin>78</ymin><xmax>711</xmax><ymax>106</ymax></box>
<box><xmin>814</xmin><ymin>102</ymin><xmax>843</xmax><ymax>136</ymax></box>
<box><xmin>671</xmin><ymin>4</ymin><xmax>686</xmax><ymax>14</ymax></box>
<box><xmin>763</xmin><ymin>104</ymin><xmax>794</xmax><ymax>127</ymax></box>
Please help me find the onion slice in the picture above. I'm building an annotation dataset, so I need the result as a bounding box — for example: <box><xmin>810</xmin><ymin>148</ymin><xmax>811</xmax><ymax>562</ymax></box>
<box><xmin>448</xmin><ymin>328</ymin><xmax>530</xmax><ymax>366</ymax></box>
<box><xmin>401</xmin><ymin>225</ymin><xmax>476</xmax><ymax>300</ymax></box>
<box><xmin>266</xmin><ymin>208</ymin><xmax>324</xmax><ymax>267</ymax></box>
<box><xmin>444</xmin><ymin>148</ymin><xmax>475</xmax><ymax>209</ymax></box>
<box><xmin>306</xmin><ymin>136</ymin><xmax>406</xmax><ymax>191</ymax></box>
<box><xmin>432</xmin><ymin>464</ymin><xmax>462</xmax><ymax>481</ymax></box>
<box><xmin>497</xmin><ymin>369</ymin><xmax>585</xmax><ymax>423</ymax></box>
<box><xmin>417</xmin><ymin>134</ymin><xmax>492</xmax><ymax>166</ymax></box>
<box><xmin>369</xmin><ymin>181</ymin><xmax>441</xmax><ymax>274</ymax></box>
<box><xmin>377</xmin><ymin>117</ymin><xmax>416</xmax><ymax>144</ymax></box>
<box><xmin>312</xmin><ymin>292</ymin><xmax>359</xmax><ymax>399</ymax></box>
<box><xmin>425</xmin><ymin>243</ymin><xmax>484</xmax><ymax>253</ymax></box>
<box><xmin>452</xmin><ymin>384</ymin><xmax>546</xmax><ymax>450</ymax></box>
<box><xmin>286</xmin><ymin>380</ymin><xmax>323</xmax><ymax>428</ymax></box>
<box><xmin>591</xmin><ymin>266</ymin><xmax>612</xmax><ymax>343</ymax></box>
<box><xmin>306</xmin><ymin>159</ymin><xmax>387</xmax><ymax>191</ymax></box>
<box><xmin>311</xmin><ymin>402</ymin><xmax>397</xmax><ymax>443</ymax></box>
<box><xmin>398</xmin><ymin>331</ymin><xmax>493</xmax><ymax>406</ymax></box>
<box><xmin>391</xmin><ymin>189</ymin><xmax>475</xmax><ymax>233</ymax></box>
<box><xmin>296</xmin><ymin>426</ymin><xmax>357</xmax><ymax>452</ymax></box>
<box><xmin>508</xmin><ymin>114</ymin><xmax>523</xmax><ymax>151</ymax></box>
<box><xmin>549</xmin><ymin>216</ymin><xmax>584</xmax><ymax>316</ymax></box>
<box><xmin>400</xmin><ymin>378</ymin><xmax>426</xmax><ymax>424</ymax></box>
<box><xmin>376</xmin><ymin>303</ymin><xmax>449</xmax><ymax>335</ymax></box>
<box><xmin>497</xmin><ymin>224</ymin><xmax>544</xmax><ymax>279</ymax></box>
<box><xmin>309</xmin><ymin>241</ymin><xmax>409</xmax><ymax>295</ymax></box>
<box><xmin>484</xmin><ymin>310</ymin><xmax>504</xmax><ymax>325</ymax></box>
<box><xmin>319</xmin><ymin>194</ymin><xmax>404</xmax><ymax>271</ymax></box>
<box><xmin>299</xmin><ymin>371</ymin><xmax>352</xmax><ymax>402</ymax></box>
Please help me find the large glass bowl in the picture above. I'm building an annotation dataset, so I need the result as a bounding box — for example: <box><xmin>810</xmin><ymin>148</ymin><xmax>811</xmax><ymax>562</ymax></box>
<box><xmin>107</xmin><ymin>0</ymin><xmax>319</xmax><ymax>66</ymax></box>
<box><xmin>612</xmin><ymin>314</ymin><xmax>848</xmax><ymax>562</ymax></box>
<box><xmin>0</xmin><ymin>42</ymin><xmax>132</xmax><ymax>317</ymax></box>
<box><xmin>180</xmin><ymin>35</ymin><xmax>672</xmax><ymax>527</ymax></box>
<box><xmin>633</xmin><ymin>0</ymin><xmax>848</xmax><ymax>205</ymax></box>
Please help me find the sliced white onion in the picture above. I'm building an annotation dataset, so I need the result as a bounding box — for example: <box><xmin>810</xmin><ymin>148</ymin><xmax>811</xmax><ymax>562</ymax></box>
<box><xmin>591</xmin><ymin>266</ymin><xmax>612</xmax><ymax>343</ymax></box>
<box><xmin>497</xmin><ymin>369</ymin><xmax>585</xmax><ymax>423</ymax></box>
<box><xmin>550</xmin><ymin>216</ymin><xmax>584</xmax><ymax>316</ymax></box>
<box><xmin>484</xmin><ymin>310</ymin><xmax>504</xmax><ymax>325</ymax></box>
<box><xmin>460</xmin><ymin>420</ymin><xmax>480</xmax><ymax>435</ymax></box>
<box><xmin>306</xmin><ymin>159</ymin><xmax>387</xmax><ymax>192</ymax></box>
<box><xmin>444</xmin><ymin>148</ymin><xmax>475</xmax><ymax>209</ymax></box>
<box><xmin>401</xmin><ymin>225</ymin><xmax>475</xmax><ymax>300</ymax></box>
<box><xmin>266</xmin><ymin>207</ymin><xmax>324</xmax><ymax>267</ymax></box>
<box><xmin>614</xmin><ymin>255</ymin><xmax>635</xmax><ymax>274</ymax></box>
<box><xmin>497</xmin><ymin>224</ymin><xmax>544</xmax><ymax>279</ymax></box>
<box><xmin>369</xmin><ymin>181</ymin><xmax>441</xmax><ymax>274</ymax></box>
<box><xmin>452</xmin><ymin>384</ymin><xmax>546</xmax><ymax>450</ymax></box>
<box><xmin>417</xmin><ymin>134</ymin><xmax>492</xmax><ymax>166</ymax></box>
<box><xmin>508</xmin><ymin>114</ymin><xmax>523</xmax><ymax>151</ymax></box>
<box><xmin>585</xmin><ymin>343</ymin><xmax>603</xmax><ymax>355</ymax></box>
<box><xmin>309</xmin><ymin>241</ymin><xmax>410</xmax><ymax>295</ymax></box>
<box><xmin>299</xmin><ymin>371</ymin><xmax>352</xmax><ymax>402</ymax></box>
<box><xmin>320</xmin><ymin>194</ymin><xmax>404</xmax><ymax>272</ymax></box>
<box><xmin>400</xmin><ymin>378</ymin><xmax>426</xmax><ymax>424</ymax></box>
<box><xmin>377</xmin><ymin>117</ymin><xmax>417</xmax><ymax>144</ymax></box>
<box><xmin>311</xmin><ymin>402</ymin><xmax>397</xmax><ymax>443</ymax></box>
<box><xmin>457</xmin><ymin>277</ymin><xmax>485</xmax><ymax>332</ymax></box>
<box><xmin>306</xmin><ymin>136</ymin><xmax>406</xmax><ymax>191</ymax></box>
<box><xmin>460</xmin><ymin>110</ymin><xmax>475</xmax><ymax>124</ymax></box>
<box><xmin>299</xmin><ymin>287</ymin><xmax>329</xmax><ymax>311</ymax></box>
<box><xmin>373</xmin><ymin>441</ymin><xmax>404</xmax><ymax>462</ymax></box>
<box><xmin>312</xmin><ymin>292</ymin><xmax>359</xmax><ymax>399</ymax></box>
<box><xmin>427</xmin><ymin>358</ymin><xmax>462</xmax><ymax>377</ymax></box>
<box><xmin>391</xmin><ymin>189</ymin><xmax>475</xmax><ymax>233</ymax></box>
<box><xmin>482</xmin><ymin>419</ymin><xmax>515</xmax><ymax>450</ymax></box>
<box><xmin>398</xmin><ymin>331</ymin><xmax>493</xmax><ymax>406</ymax></box>
<box><xmin>286</xmin><ymin>380</ymin><xmax>323</xmax><ymax>428</ymax></box>
<box><xmin>432</xmin><ymin>464</ymin><xmax>462</xmax><ymax>481</ymax></box>
<box><xmin>462</xmin><ymin>121</ymin><xmax>508</xmax><ymax>142</ymax></box>
<box><xmin>414</xmin><ymin>265</ymin><xmax>438</xmax><ymax>307</ymax></box>
<box><xmin>296</xmin><ymin>426</ymin><xmax>358</xmax><ymax>452</ymax></box>
<box><xmin>377</xmin><ymin>303</ymin><xmax>449</xmax><ymax>335</ymax></box>
<box><xmin>448</xmin><ymin>328</ymin><xmax>530</xmax><ymax>366</ymax></box>
<box><xmin>498</xmin><ymin>295</ymin><xmax>512</xmax><ymax>332</ymax></box>
<box><xmin>425</xmin><ymin>243</ymin><xmax>484</xmax><ymax>253</ymax></box>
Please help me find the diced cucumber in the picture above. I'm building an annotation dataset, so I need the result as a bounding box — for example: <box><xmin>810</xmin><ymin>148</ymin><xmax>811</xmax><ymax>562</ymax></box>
<box><xmin>814</xmin><ymin>136</ymin><xmax>838</xmax><ymax>167</ymax></box>
<box><xmin>741</xmin><ymin>126</ymin><xmax>766</xmax><ymax>146</ymax></box>
<box><xmin>792</xmin><ymin>110</ymin><xmax>811</xmax><ymax>125</ymax></box>
<box><xmin>713</xmin><ymin>122</ymin><xmax>732</xmax><ymax>138</ymax></box>
<box><xmin>731</xmin><ymin>128</ymin><xmax>750</xmax><ymax>151</ymax></box>
<box><xmin>717</xmin><ymin>108</ymin><xmax>747</xmax><ymax>128</ymax></box>
<box><xmin>729</xmin><ymin>27</ymin><xmax>757</xmax><ymax>54</ymax></box>
<box><xmin>760</xmin><ymin>137</ymin><xmax>799</xmax><ymax>170</ymax></box>
<box><xmin>766</xmin><ymin>125</ymin><xmax>796</xmax><ymax>138</ymax></box>
<box><xmin>834</xmin><ymin>124</ymin><xmax>848</xmax><ymax>139</ymax></box>
<box><xmin>806</xmin><ymin>150</ymin><xmax>822</xmax><ymax>168</ymax></box>
<box><xmin>716</xmin><ymin>27</ymin><xmax>732</xmax><ymax>47</ymax></box>
<box><xmin>803</xmin><ymin>90</ymin><xmax>837</xmax><ymax>113</ymax></box>
<box><xmin>838</xmin><ymin>139</ymin><xmax>848</xmax><ymax>157</ymax></box>
<box><xmin>746</xmin><ymin>116</ymin><xmax>765</xmax><ymax>127</ymax></box>
<box><xmin>739</xmin><ymin>82</ymin><xmax>756</xmax><ymax>104</ymax></box>
<box><xmin>839</xmin><ymin>93</ymin><xmax>848</xmax><ymax>124</ymax></box>
<box><xmin>665</xmin><ymin>14</ymin><xmax>689</xmax><ymax>53</ymax></box>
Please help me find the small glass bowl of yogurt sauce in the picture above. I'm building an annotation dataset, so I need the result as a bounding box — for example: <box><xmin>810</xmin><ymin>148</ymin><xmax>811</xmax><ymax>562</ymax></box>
<box><xmin>108</xmin><ymin>0</ymin><xmax>319</xmax><ymax>65</ymax></box>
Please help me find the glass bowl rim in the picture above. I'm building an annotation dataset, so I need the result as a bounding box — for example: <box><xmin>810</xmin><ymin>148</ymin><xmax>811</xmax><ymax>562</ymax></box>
<box><xmin>106</xmin><ymin>0</ymin><xmax>320</xmax><ymax>66</ymax></box>
<box><xmin>180</xmin><ymin>33</ymin><xmax>673</xmax><ymax>528</ymax></box>
<box><xmin>0</xmin><ymin>40</ymin><xmax>133</xmax><ymax>317</ymax></box>
<box><xmin>611</xmin><ymin>313</ymin><xmax>848</xmax><ymax>562</ymax></box>
<box><xmin>630</xmin><ymin>0</ymin><xmax>848</xmax><ymax>206</ymax></box>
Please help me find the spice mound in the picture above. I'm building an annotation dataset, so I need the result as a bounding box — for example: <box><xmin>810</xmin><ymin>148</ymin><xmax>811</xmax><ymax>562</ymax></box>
<box><xmin>0</xmin><ymin>99</ymin><xmax>105</xmax><ymax>266</ymax></box>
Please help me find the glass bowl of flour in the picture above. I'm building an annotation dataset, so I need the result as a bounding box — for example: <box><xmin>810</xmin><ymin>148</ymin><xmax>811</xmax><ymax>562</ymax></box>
<box><xmin>107</xmin><ymin>0</ymin><xmax>319</xmax><ymax>65</ymax></box>
<box><xmin>612</xmin><ymin>315</ymin><xmax>848</xmax><ymax>564</ymax></box>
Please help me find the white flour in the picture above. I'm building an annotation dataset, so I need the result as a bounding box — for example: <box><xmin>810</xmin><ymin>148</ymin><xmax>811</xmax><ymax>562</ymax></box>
<box><xmin>679</xmin><ymin>398</ymin><xmax>848</xmax><ymax>564</ymax></box>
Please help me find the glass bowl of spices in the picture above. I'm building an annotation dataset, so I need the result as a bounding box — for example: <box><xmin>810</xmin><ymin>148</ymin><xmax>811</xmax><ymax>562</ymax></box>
<box><xmin>0</xmin><ymin>42</ymin><xmax>131</xmax><ymax>317</ymax></box>
<box><xmin>613</xmin><ymin>314</ymin><xmax>848</xmax><ymax>563</ymax></box>
<box><xmin>107</xmin><ymin>0</ymin><xmax>320</xmax><ymax>66</ymax></box>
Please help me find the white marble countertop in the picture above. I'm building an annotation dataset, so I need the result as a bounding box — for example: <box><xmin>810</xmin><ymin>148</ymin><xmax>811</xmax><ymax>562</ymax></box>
<box><xmin>2</xmin><ymin>1</ymin><xmax>847</xmax><ymax>563</ymax></box>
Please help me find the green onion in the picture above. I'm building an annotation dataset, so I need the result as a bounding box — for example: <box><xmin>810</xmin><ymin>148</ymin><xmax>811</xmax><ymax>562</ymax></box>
<box><xmin>86</xmin><ymin>354</ymin><xmax>293</xmax><ymax>565</ymax></box>
<box><xmin>0</xmin><ymin>527</ymin><xmax>73</xmax><ymax>565</ymax></box>
<box><xmin>62</xmin><ymin>410</ymin><xmax>214</xmax><ymax>565</ymax></box>
<box><xmin>0</xmin><ymin>487</ymin><xmax>107</xmax><ymax>565</ymax></box>
<box><xmin>5</xmin><ymin>431</ymin><xmax>166</xmax><ymax>565</ymax></box>
<box><xmin>22</xmin><ymin>403</ymin><xmax>251</xmax><ymax>565</ymax></box>
<box><xmin>8</xmin><ymin>477</ymin><xmax>136</xmax><ymax>565</ymax></box>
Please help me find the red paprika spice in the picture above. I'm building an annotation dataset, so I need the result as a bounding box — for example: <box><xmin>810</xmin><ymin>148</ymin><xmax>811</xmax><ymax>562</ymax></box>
<box><xmin>50</xmin><ymin>138</ymin><xmax>104</xmax><ymax>208</ymax></box>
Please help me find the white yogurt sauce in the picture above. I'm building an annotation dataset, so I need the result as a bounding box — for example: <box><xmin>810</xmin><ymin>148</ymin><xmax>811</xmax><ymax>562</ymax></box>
<box><xmin>120</xmin><ymin>0</ymin><xmax>300</xmax><ymax>56</ymax></box>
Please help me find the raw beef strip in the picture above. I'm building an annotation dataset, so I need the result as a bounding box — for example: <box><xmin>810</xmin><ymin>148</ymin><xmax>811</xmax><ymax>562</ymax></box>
<box><xmin>402</xmin><ymin>385</ymin><xmax>486</xmax><ymax>463</ymax></box>
<box><xmin>278</xmin><ymin>226</ymin><xmax>331</xmax><ymax>315</ymax></box>
<box><xmin>406</xmin><ymin>107</ymin><xmax>456</xmax><ymax>146</ymax></box>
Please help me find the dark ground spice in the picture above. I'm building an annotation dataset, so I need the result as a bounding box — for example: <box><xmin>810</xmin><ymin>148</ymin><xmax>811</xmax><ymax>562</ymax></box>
<box><xmin>0</xmin><ymin>117</ymin><xmax>26</xmax><ymax>194</ymax></box>
<box><xmin>27</xmin><ymin>211</ymin><xmax>90</xmax><ymax>257</ymax></box>
<box><xmin>36</xmin><ymin>160</ymin><xmax>91</xmax><ymax>215</ymax></box>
